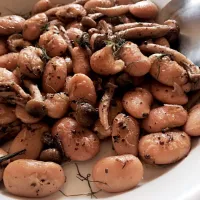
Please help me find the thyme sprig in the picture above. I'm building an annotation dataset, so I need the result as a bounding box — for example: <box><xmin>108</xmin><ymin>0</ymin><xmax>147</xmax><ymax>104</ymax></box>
<box><xmin>0</xmin><ymin>149</ymin><xmax>26</xmax><ymax>164</ymax></box>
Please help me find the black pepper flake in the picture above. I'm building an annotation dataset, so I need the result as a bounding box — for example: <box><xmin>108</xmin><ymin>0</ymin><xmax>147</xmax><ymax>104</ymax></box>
<box><xmin>75</xmin><ymin>148</ymin><xmax>78</xmax><ymax>151</ymax></box>
<box><xmin>71</xmin><ymin>130</ymin><xmax>76</xmax><ymax>134</ymax></box>
<box><xmin>160</xmin><ymin>141</ymin><xmax>164</xmax><ymax>145</ymax></box>
<box><xmin>31</xmin><ymin>183</ymin><xmax>36</xmax><ymax>187</ymax></box>
<box><xmin>113</xmin><ymin>135</ymin><xmax>120</xmax><ymax>143</ymax></box>
<box><xmin>121</xmin><ymin>138</ymin><xmax>125</xmax><ymax>142</ymax></box>
<box><xmin>144</xmin><ymin>154</ymin><xmax>151</xmax><ymax>159</ymax></box>
<box><xmin>105</xmin><ymin>168</ymin><xmax>108</xmax><ymax>173</ymax></box>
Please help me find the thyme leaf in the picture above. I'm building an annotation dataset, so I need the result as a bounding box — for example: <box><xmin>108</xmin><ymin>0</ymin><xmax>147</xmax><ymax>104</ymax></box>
<box><xmin>41</xmin><ymin>23</ymin><xmax>50</xmax><ymax>32</ymax></box>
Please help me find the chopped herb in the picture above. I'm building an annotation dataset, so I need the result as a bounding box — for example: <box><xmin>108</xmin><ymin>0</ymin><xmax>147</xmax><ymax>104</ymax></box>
<box><xmin>41</xmin><ymin>23</ymin><xmax>50</xmax><ymax>32</ymax></box>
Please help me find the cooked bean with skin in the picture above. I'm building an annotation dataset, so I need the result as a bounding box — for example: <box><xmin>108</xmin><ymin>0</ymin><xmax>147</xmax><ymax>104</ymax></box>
<box><xmin>71</xmin><ymin>46</ymin><xmax>91</xmax><ymax>75</ymax></box>
<box><xmin>120</xmin><ymin>42</ymin><xmax>151</xmax><ymax>77</ymax></box>
<box><xmin>42</xmin><ymin>56</ymin><xmax>67</xmax><ymax>93</ymax></box>
<box><xmin>68</xmin><ymin>73</ymin><xmax>97</xmax><ymax>110</ymax></box>
<box><xmin>92</xmin><ymin>154</ymin><xmax>143</xmax><ymax>192</ymax></box>
<box><xmin>184</xmin><ymin>104</ymin><xmax>200</xmax><ymax>136</ymax></box>
<box><xmin>66</xmin><ymin>27</ymin><xmax>83</xmax><ymax>42</ymax></box>
<box><xmin>0</xmin><ymin>53</ymin><xmax>19</xmax><ymax>71</ymax></box>
<box><xmin>154</xmin><ymin>37</ymin><xmax>170</xmax><ymax>47</ymax></box>
<box><xmin>1</xmin><ymin>0</ymin><xmax>200</xmax><ymax>196</ymax></box>
<box><xmin>0</xmin><ymin>68</ymin><xmax>19</xmax><ymax>84</ymax></box>
<box><xmin>18</xmin><ymin>46</ymin><xmax>44</xmax><ymax>79</ymax></box>
<box><xmin>123</xmin><ymin>88</ymin><xmax>153</xmax><ymax>119</ymax></box>
<box><xmin>0</xmin><ymin>103</ymin><xmax>17</xmax><ymax>128</ymax></box>
<box><xmin>90</xmin><ymin>45</ymin><xmax>125</xmax><ymax>75</ymax></box>
<box><xmin>66</xmin><ymin>21</ymin><xmax>84</xmax><ymax>30</ymax></box>
<box><xmin>129</xmin><ymin>1</ymin><xmax>158</xmax><ymax>19</ymax></box>
<box><xmin>9</xmin><ymin>123</ymin><xmax>49</xmax><ymax>161</ymax></box>
<box><xmin>32</xmin><ymin>0</ymin><xmax>53</xmax><ymax>14</ymax></box>
<box><xmin>151</xmin><ymin>80</ymin><xmax>188</xmax><ymax>105</ymax></box>
<box><xmin>55</xmin><ymin>4</ymin><xmax>87</xmax><ymax>23</ymax></box>
<box><xmin>39</xmin><ymin>29</ymin><xmax>68</xmax><ymax>57</ymax></box>
<box><xmin>112</xmin><ymin>113</ymin><xmax>139</xmax><ymax>156</ymax></box>
<box><xmin>0</xmin><ymin>15</ymin><xmax>25</xmax><ymax>35</ymax></box>
<box><xmin>23</xmin><ymin>13</ymin><xmax>48</xmax><ymax>41</ymax></box>
<box><xmin>52</xmin><ymin>117</ymin><xmax>100</xmax><ymax>161</ymax></box>
<box><xmin>139</xmin><ymin>43</ymin><xmax>200</xmax><ymax>84</ymax></box>
<box><xmin>149</xmin><ymin>54</ymin><xmax>188</xmax><ymax>87</ymax></box>
<box><xmin>142</xmin><ymin>105</ymin><xmax>188</xmax><ymax>133</ymax></box>
<box><xmin>3</xmin><ymin>159</ymin><xmax>65</xmax><ymax>197</ymax></box>
<box><xmin>164</xmin><ymin>20</ymin><xmax>180</xmax><ymax>43</ymax></box>
<box><xmin>139</xmin><ymin>131</ymin><xmax>191</xmax><ymax>164</ymax></box>
<box><xmin>62</xmin><ymin>76</ymin><xmax>72</xmax><ymax>94</ymax></box>
<box><xmin>44</xmin><ymin>93</ymin><xmax>69</xmax><ymax>118</ymax></box>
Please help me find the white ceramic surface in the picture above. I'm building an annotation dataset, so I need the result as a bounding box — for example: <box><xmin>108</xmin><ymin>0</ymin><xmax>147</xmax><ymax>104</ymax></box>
<box><xmin>1</xmin><ymin>0</ymin><xmax>200</xmax><ymax>200</ymax></box>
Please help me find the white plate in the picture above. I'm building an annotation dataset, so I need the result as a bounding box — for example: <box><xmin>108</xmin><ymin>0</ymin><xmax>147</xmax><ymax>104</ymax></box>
<box><xmin>0</xmin><ymin>0</ymin><xmax>200</xmax><ymax>200</ymax></box>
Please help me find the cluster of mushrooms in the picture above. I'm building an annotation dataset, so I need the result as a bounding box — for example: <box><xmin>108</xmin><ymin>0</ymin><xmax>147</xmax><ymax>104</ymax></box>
<box><xmin>0</xmin><ymin>0</ymin><xmax>200</xmax><ymax>198</ymax></box>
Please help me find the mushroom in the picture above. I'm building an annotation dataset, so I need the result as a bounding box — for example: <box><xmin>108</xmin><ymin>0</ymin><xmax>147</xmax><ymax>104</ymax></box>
<box><xmin>7</xmin><ymin>34</ymin><xmax>31</xmax><ymax>52</ymax></box>
<box><xmin>23</xmin><ymin>80</ymin><xmax>47</xmax><ymax>118</ymax></box>
<box><xmin>0</xmin><ymin>82</ymin><xmax>31</xmax><ymax>106</ymax></box>
<box><xmin>18</xmin><ymin>46</ymin><xmax>45</xmax><ymax>79</ymax></box>
<box><xmin>39</xmin><ymin>148</ymin><xmax>62</xmax><ymax>163</ymax></box>
<box><xmin>90</xmin><ymin>44</ymin><xmax>125</xmax><ymax>75</ymax></box>
<box><xmin>81</xmin><ymin>13</ymin><xmax>104</xmax><ymax>28</ymax></box>
<box><xmin>76</xmin><ymin>102</ymin><xmax>98</xmax><ymax>127</ymax></box>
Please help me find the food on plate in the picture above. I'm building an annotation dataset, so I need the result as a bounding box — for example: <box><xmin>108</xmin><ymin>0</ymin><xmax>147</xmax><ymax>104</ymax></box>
<box><xmin>0</xmin><ymin>0</ymin><xmax>199</xmax><ymax>198</ymax></box>
<box><xmin>139</xmin><ymin>131</ymin><xmax>191</xmax><ymax>164</ymax></box>
<box><xmin>92</xmin><ymin>154</ymin><xmax>143</xmax><ymax>192</ymax></box>
<box><xmin>3</xmin><ymin>159</ymin><xmax>65</xmax><ymax>197</ymax></box>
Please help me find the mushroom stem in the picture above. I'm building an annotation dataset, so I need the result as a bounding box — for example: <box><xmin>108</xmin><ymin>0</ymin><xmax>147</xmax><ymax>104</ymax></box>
<box><xmin>139</xmin><ymin>43</ymin><xmax>200</xmax><ymax>84</ymax></box>
<box><xmin>81</xmin><ymin>13</ymin><xmax>104</xmax><ymax>28</ymax></box>
<box><xmin>115</xmin><ymin>25</ymin><xmax>171</xmax><ymax>40</ymax></box>
<box><xmin>114</xmin><ymin>22</ymin><xmax>161</xmax><ymax>32</ymax></box>
<box><xmin>99</xmin><ymin>79</ymin><xmax>117</xmax><ymax>130</ymax></box>
<box><xmin>23</xmin><ymin>80</ymin><xmax>47</xmax><ymax>118</ymax></box>
<box><xmin>0</xmin><ymin>82</ymin><xmax>31</xmax><ymax>100</ymax></box>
